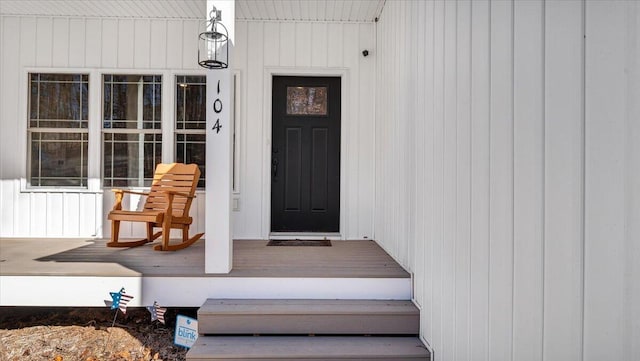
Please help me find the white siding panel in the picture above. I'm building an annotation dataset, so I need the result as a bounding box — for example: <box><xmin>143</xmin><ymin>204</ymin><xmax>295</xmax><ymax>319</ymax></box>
<box><xmin>2</xmin><ymin>17</ymin><xmax>22</xmax><ymax>180</ymax></box>
<box><xmin>101</xmin><ymin>19</ymin><xmax>118</xmax><ymax>68</ymax></box>
<box><xmin>294</xmin><ymin>22</ymin><xmax>312</xmax><ymax>67</ymax></box>
<box><xmin>52</xmin><ymin>18</ymin><xmax>69</xmax><ymax>67</ymax></box>
<box><xmin>327</xmin><ymin>22</ymin><xmax>343</xmax><ymax>67</ymax></box>
<box><xmin>85</xmin><ymin>18</ymin><xmax>101</xmax><ymax>67</ymax></box>
<box><xmin>441</xmin><ymin>0</ymin><xmax>456</xmax><ymax>359</ymax></box>
<box><xmin>19</xmin><ymin>17</ymin><xmax>37</xmax><ymax>67</ymax></box>
<box><xmin>544</xmin><ymin>2</ymin><xmax>585</xmax><ymax>360</ymax></box>
<box><xmin>357</xmin><ymin>22</ymin><xmax>375</xmax><ymax>240</ymax></box>
<box><xmin>78</xmin><ymin>194</ymin><xmax>98</xmax><ymax>237</ymax></box>
<box><xmin>343</xmin><ymin>22</ymin><xmax>359</xmax><ymax>239</ymax></box>
<box><xmin>68</xmin><ymin>18</ymin><xmax>86</xmax><ymax>67</ymax></box>
<box><xmin>134</xmin><ymin>19</ymin><xmax>151</xmax><ymax>69</ymax></box>
<box><xmin>431</xmin><ymin>0</ymin><xmax>445</xmax><ymax>356</ymax></box>
<box><xmin>583</xmin><ymin>2</ymin><xmax>628</xmax><ymax>360</ymax></box>
<box><xmin>512</xmin><ymin>1</ymin><xmax>544</xmax><ymax>361</ymax></box>
<box><xmin>30</xmin><ymin>193</ymin><xmax>47</xmax><ymax>237</ymax></box>
<box><xmin>182</xmin><ymin>20</ymin><xmax>199</xmax><ymax>70</ymax></box>
<box><xmin>488</xmin><ymin>2</ymin><xmax>514</xmax><ymax>360</ymax></box>
<box><xmin>166</xmin><ymin>20</ymin><xmax>183</xmax><ymax>69</ymax></box>
<box><xmin>626</xmin><ymin>6</ymin><xmax>640</xmax><ymax>361</ymax></box>
<box><xmin>310</xmin><ymin>22</ymin><xmax>328</xmax><ymax>68</ymax></box>
<box><xmin>64</xmin><ymin>193</ymin><xmax>81</xmax><ymax>237</ymax></box>
<box><xmin>239</xmin><ymin>20</ymin><xmax>265</xmax><ymax>238</ymax></box>
<box><xmin>117</xmin><ymin>19</ymin><xmax>135</xmax><ymax>68</ymax></box>
<box><xmin>454</xmin><ymin>1</ymin><xmax>471</xmax><ymax>360</ymax></box>
<box><xmin>469</xmin><ymin>0</ymin><xmax>491</xmax><ymax>359</ymax></box>
<box><xmin>278</xmin><ymin>22</ymin><xmax>295</xmax><ymax>67</ymax></box>
<box><xmin>0</xmin><ymin>181</ymin><xmax>15</xmax><ymax>236</ymax></box>
<box><xmin>35</xmin><ymin>17</ymin><xmax>53</xmax><ymax>67</ymax></box>
<box><xmin>46</xmin><ymin>193</ymin><xmax>64</xmax><ymax>236</ymax></box>
<box><xmin>262</xmin><ymin>22</ymin><xmax>279</xmax><ymax>66</ymax></box>
<box><xmin>150</xmin><ymin>20</ymin><xmax>167</xmax><ymax>69</ymax></box>
<box><xmin>421</xmin><ymin>0</ymin><xmax>436</xmax><ymax>346</ymax></box>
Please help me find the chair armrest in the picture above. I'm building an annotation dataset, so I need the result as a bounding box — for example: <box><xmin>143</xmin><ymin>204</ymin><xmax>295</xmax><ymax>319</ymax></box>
<box><xmin>112</xmin><ymin>189</ymin><xmax>151</xmax><ymax>197</ymax></box>
<box><xmin>110</xmin><ymin>189</ymin><xmax>151</xmax><ymax>212</ymax></box>
<box><xmin>162</xmin><ymin>190</ymin><xmax>195</xmax><ymax>198</ymax></box>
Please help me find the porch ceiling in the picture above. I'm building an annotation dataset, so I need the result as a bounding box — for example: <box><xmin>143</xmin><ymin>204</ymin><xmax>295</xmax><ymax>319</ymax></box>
<box><xmin>0</xmin><ymin>0</ymin><xmax>384</xmax><ymax>22</ymax></box>
<box><xmin>236</xmin><ymin>0</ymin><xmax>385</xmax><ymax>22</ymax></box>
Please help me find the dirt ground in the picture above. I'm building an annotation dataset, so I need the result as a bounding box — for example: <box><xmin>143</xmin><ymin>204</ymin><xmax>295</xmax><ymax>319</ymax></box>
<box><xmin>0</xmin><ymin>307</ymin><xmax>198</xmax><ymax>361</ymax></box>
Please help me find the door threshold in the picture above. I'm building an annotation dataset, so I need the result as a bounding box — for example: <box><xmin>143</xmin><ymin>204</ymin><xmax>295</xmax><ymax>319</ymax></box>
<box><xmin>269</xmin><ymin>232</ymin><xmax>342</xmax><ymax>241</ymax></box>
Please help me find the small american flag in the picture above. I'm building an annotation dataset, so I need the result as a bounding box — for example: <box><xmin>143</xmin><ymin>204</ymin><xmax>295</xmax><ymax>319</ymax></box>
<box><xmin>147</xmin><ymin>301</ymin><xmax>167</xmax><ymax>324</ymax></box>
<box><xmin>110</xmin><ymin>288</ymin><xmax>134</xmax><ymax>314</ymax></box>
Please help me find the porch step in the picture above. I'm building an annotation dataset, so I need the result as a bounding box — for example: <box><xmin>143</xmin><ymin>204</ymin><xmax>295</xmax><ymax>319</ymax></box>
<box><xmin>186</xmin><ymin>336</ymin><xmax>429</xmax><ymax>360</ymax></box>
<box><xmin>197</xmin><ymin>299</ymin><xmax>420</xmax><ymax>335</ymax></box>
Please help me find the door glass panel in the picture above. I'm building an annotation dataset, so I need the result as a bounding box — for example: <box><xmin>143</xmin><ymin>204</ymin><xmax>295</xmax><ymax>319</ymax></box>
<box><xmin>286</xmin><ymin>86</ymin><xmax>327</xmax><ymax>115</ymax></box>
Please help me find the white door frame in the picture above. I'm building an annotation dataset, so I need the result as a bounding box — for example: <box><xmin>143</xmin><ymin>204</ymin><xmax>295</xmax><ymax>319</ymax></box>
<box><xmin>262</xmin><ymin>67</ymin><xmax>349</xmax><ymax>239</ymax></box>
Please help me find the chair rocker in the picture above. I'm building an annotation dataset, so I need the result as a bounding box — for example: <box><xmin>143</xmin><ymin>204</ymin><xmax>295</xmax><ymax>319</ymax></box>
<box><xmin>107</xmin><ymin>163</ymin><xmax>204</xmax><ymax>251</ymax></box>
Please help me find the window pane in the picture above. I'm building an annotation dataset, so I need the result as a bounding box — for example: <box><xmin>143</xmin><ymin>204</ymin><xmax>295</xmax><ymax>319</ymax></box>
<box><xmin>286</xmin><ymin>86</ymin><xmax>327</xmax><ymax>115</ymax></box>
<box><xmin>103</xmin><ymin>133</ymin><xmax>162</xmax><ymax>187</ymax></box>
<box><xmin>29</xmin><ymin>73</ymin><xmax>88</xmax><ymax>128</ymax></box>
<box><xmin>176</xmin><ymin>76</ymin><xmax>206</xmax><ymax>130</ymax></box>
<box><xmin>103</xmin><ymin>75</ymin><xmax>161</xmax><ymax>130</ymax></box>
<box><xmin>176</xmin><ymin>133</ymin><xmax>206</xmax><ymax>188</ymax></box>
<box><xmin>30</xmin><ymin>132</ymin><xmax>88</xmax><ymax>187</ymax></box>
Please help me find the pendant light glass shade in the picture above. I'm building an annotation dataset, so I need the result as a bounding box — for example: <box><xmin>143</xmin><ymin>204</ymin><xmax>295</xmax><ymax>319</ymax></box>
<box><xmin>198</xmin><ymin>7</ymin><xmax>228</xmax><ymax>69</ymax></box>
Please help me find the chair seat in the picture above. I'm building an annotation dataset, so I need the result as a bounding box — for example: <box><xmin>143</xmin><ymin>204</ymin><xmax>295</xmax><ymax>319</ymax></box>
<box><xmin>108</xmin><ymin>210</ymin><xmax>164</xmax><ymax>223</ymax></box>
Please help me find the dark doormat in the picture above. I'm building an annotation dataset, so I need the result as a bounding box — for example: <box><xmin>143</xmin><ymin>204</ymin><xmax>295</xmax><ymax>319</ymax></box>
<box><xmin>267</xmin><ymin>239</ymin><xmax>332</xmax><ymax>247</ymax></box>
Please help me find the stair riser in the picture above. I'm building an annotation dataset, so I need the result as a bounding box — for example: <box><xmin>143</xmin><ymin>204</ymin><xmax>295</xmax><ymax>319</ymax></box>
<box><xmin>198</xmin><ymin>314</ymin><xmax>419</xmax><ymax>335</ymax></box>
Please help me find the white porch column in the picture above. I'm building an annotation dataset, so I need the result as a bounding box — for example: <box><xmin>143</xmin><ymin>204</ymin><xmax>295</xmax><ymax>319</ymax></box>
<box><xmin>205</xmin><ymin>0</ymin><xmax>234</xmax><ymax>273</ymax></box>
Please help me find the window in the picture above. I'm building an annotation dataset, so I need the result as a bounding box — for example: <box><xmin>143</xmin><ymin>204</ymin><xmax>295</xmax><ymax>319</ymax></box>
<box><xmin>102</xmin><ymin>75</ymin><xmax>162</xmax><ymax>187</ymax></box>
<box><xmin>175</xmin><ymin>75</ymin><xmax>206</xmax><ymax>188</ymax></box>
<box><xmin>28</xmin><ymin>73</ymin><xmax>89</xmax><ymax>187</ymax></box>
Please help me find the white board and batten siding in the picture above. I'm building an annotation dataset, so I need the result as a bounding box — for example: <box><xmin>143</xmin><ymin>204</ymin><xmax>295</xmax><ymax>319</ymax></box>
<box><xmin>0</xmin><ymin>13</ymin><xmax>377</xmax><ymax>241</ymax></box>
<box><xmin>375</xmin><ymin>1</ymin><xmax>640</xmax><ymax>361</ymax></box>
<box><xmin>0</xmin><ymin>14</ymin><xmax>206</xmax><ymax>238</ymax></box>
<box><xmin>232</xmin><ymin>19</ymin><xmax>376</xmax><ymax>240</ymax></box>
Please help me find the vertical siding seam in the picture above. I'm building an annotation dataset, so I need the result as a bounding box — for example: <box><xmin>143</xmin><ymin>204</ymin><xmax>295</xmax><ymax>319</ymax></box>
<box><xmin>487</xmin><ymin>2</ymin><xmax>493</xmax><ymax>361</ymax></box>
<box><xmin>49</xmin><ymin>16</ymin><xmax>54</xmax><ymax>66</ymax></box>
<box><xmin>468</xmin><ymin>1</ymin><xmax>474</xmax><ymax>357</ymax></box>
<box><xmin>510</xmin><ymin>1</ymin><xmax>516</xmax><ymax>361</ymax></box>
<box><xmin>540</xmin><ymin>1</ymin><xmax>546</xmax><ymax>360</ymax></box>
<box><xmin>82</xmin><ymin>18</ymin><xmax>87</xmax><ymax>67</ymax></box>
<box><xmin>99</xmin><ymin>18</ymin><xmax>104</xmax><ymax>67</ymax></box>
<box><xmin>430</xmin><ymin>0</ymin><xmax>436</xmax><ymax>346</ymax></box>
<box><xmin>116</xmin><ymin>19</ymin><xmax>120</xmax><ymax>68</ymax></box>
<box><xmin>440</xmin><ymin>0</ymin><xmax>446</xmax><ymax>354</ymax></box>
<box><xmin>147</xmin><ymin>19</ymin><xmax>152</xmax><ymax>69</ymax></box>
<box><xmin>580</xmin><ymin>1</ymin><xmax>587</xmax><ymax>360</ymax></box>
<box><xmin>453</xmin><ymin>2</ymin><xmax>459</xmax><ymax>360</ymax></box>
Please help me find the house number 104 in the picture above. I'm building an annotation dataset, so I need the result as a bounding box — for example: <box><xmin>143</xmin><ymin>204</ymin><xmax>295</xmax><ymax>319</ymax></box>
<box><xmin>212</xmin><ymin>80</ymin><xmax>222</xmax><ymax>134</ymax></box>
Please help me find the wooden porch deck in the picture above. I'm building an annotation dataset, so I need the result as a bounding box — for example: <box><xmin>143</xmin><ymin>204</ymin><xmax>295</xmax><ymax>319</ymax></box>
<box><xmin>0</xmin><ymin>239</ymin><xmax>411</xmax><ymax>306</ymax></box>
<box><xmin>0</xmin><ymin>239</ymin><xmax>409</xmax><ymax>278</ymax></box>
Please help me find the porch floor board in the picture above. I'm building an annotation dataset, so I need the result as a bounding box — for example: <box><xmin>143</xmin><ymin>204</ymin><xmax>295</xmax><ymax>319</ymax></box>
<box><xmin>0</xmin><ymin>239</ymin><xmax>409</xmax><ymax>279</ymax></box>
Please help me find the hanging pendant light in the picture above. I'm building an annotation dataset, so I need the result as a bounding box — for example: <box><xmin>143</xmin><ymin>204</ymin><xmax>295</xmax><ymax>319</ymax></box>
<box><xmin>198</xmin><ymin>6</ymin><xmax>228</xmax><ymax>69</ymax></box>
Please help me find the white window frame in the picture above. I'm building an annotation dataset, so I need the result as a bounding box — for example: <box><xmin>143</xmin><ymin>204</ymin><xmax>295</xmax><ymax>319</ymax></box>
<box><xmin>23</xmin><ymin>70</ymin><xmax>93</xmax><ymax>191</ymax></box>
<box><xmin>101</xmin><ymin>73</ymin><xmax>163</xmax><ymax>188</ymax></box>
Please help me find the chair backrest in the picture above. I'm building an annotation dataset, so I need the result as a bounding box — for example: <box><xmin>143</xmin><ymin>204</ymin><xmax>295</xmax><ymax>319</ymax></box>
<box><xmin>143</xmin><ymin>163</ymin><xmax>200</xmax><ymax>217</ymax></box>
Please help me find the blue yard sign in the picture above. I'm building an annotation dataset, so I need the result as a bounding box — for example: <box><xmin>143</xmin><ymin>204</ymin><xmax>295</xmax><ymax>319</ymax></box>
<box><xmin>174</xmin><ymin>315</ymin><xmax>198</xmax><ymax>349</ymax></box>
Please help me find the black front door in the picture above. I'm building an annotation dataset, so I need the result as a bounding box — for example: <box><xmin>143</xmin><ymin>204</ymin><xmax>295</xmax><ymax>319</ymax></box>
<box><xmin>271</xmin><ymin>76</ymin><xmax>341</xmax><ymax>232</ymax></box>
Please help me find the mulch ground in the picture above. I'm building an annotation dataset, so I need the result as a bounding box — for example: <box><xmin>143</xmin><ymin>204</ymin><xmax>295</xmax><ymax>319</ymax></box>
<box><xmin>0</xmin><ymin>307</ymin><xmax>198</xmax><ymax>361</ymax></box>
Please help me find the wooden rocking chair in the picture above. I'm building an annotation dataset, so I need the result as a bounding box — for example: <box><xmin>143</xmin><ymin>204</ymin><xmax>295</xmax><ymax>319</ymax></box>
<box><xmin>107</xmin><ymin>163</ymin><xmax>204</xmax><ymax>251</ymax></box>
